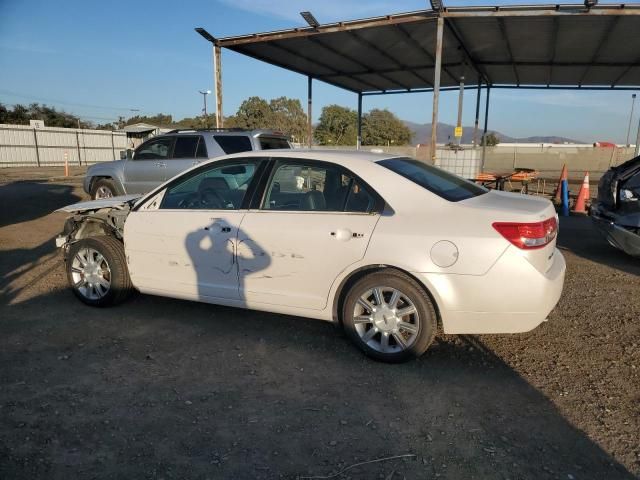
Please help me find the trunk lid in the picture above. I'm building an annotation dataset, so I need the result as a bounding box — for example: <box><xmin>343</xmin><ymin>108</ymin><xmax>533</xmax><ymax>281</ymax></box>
<box><xmin>463</xmin><ymin>190</ymin><xmax>558</xmax><ymax>274</ymax></box>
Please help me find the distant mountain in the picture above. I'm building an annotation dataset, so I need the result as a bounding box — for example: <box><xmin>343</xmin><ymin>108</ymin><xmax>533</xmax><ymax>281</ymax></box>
<box><xmin>404</xmin><ymin>121</ymin><xmax>582</xmax><ymax>145</ymax></box>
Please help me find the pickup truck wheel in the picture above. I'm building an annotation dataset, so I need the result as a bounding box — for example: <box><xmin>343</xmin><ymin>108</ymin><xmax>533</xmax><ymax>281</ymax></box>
<box><xmin>67</xmin><ymin>236</ymin><xmax>133</xmax><ymax>307</ymax></box>
<box><xmin>91</xmin><ymin>179</ymin><xmax>118</xmax><ymax>199</ymax></box>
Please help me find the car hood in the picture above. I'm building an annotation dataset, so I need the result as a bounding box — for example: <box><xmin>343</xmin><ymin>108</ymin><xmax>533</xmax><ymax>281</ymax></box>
<box><xmin>87</xmin><ymin>159</ymin><xmax>125</xmax><ymax>173</ymax></box>
<box><xmin>56</xmin><ymin>194</ymin><xmax>141</xmax><ymax>213</ymax></box>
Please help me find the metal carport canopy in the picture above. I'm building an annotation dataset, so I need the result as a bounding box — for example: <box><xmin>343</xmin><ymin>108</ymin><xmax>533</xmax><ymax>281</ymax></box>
<box><xmin>215</xmin><ymin>3</ymin><xmax>640</xmax><ymax>93</ymax></box>
<box><xmin>201</xmin><ymin>3</ymin><xmax>640</xmax><ymax>161</ymax></box>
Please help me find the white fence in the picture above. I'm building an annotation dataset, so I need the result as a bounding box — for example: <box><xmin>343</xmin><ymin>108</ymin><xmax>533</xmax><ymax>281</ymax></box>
<box><xmin>0</xmin><ymin>124</ymin><xmax>128</xmax><ymax>168</ymax></box>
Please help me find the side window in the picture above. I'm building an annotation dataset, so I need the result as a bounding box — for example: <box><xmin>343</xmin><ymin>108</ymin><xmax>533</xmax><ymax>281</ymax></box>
<box><xmin>196</xmin><ymin>136</ymin><xmax>208</xmax><ymax>158</ymax></box>
<box><xmin>159</xmin><ymin>159</ymin><xmax>261</xmax><ymax>210</ymax></box>
<box><xmin>262</xmin><ymin>161</ymin><xmax>376</xmax><ymax>213</ymax></box>
<box><xmin>134</xmin><ymin>137</ymin><xmax>174</xmax><ymax>160</ymax></box>
<box><xmin>258</xmin><ymin>136</ymin><xmax>290</xmax><ymax>150</ymax></box>
<box><xmin>214</xmin><ymin>135</ymin><xmax>253</xmax><ymax>154</ymax></box>
<box><xmin>172</xmin><ymin>136</ymin><xmax>199</xmax><ymax>158</ymax></box>
<box><xmin>344</xmin><ymin>179</ymin><xmax>376</xmax><ymax>213</ymax></box>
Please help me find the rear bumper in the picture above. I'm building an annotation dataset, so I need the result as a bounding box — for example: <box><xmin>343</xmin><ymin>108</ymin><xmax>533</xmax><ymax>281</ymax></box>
<box><xmin>414</xmin><ymin>247</ymin><xmax>566</xmax><ymax>334</ymax></box>
<box><xmin>591</xmin><ymin>211</ymin><xmax>640</xmax><ymax>257</ymax></box>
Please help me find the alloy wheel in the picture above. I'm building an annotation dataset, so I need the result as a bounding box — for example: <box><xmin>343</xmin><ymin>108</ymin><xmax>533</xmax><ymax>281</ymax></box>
<box><xmin>70</xmin><ymin>247</ymin><xmax>112</xmax><ymax>300</ymax></box>
<box><xmin>352</xmin><ymin>286</ymin><xmax>420</xmax><ymax>353</ymax></box>
<box><xmin>95</xmin><ymin>186</ymin><xmax>113</xmax><ymax>198</ymax></box>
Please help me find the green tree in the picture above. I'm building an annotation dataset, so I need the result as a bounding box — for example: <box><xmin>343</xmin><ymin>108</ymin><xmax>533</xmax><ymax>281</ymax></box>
<box><xmin>314</xmin><ymin>105</ymin><xmax>357</xmax><ymax>145</ymax></box>
<box><xmin>0</xmin><ymin>102</ymin><xmax>91</xmax><ymax>128</ymax></box>
<box><xmin>362</xmin><ymin>108</ymin><xmax>412</xmax><ymax>146</ymax></box>
<box><xmin>225</xmin><ymin>96</ymin><xmax>308</xmax><ymax>143</ymax></box>
<box><xmin>123</xmin><ymin>114</ymin><xmax>173</xmax><ymax>128</ymax></box>
<box><xmin>174</xmin><ymin>115</ymin><xmax>213</xmax><ymax>129</ymax></box>
<box><xmin>482</xmin><ymin>132</ymin><xmax>500</xmax><ymax>146</ymax></box>
<box><xmin>226</xmin><ymin>96</ymin><xmax>272</xmax><ymax>130</ymax></box>
<box><xmin>268</xmin><ymin>97</ymin><xmax>307</xmax><ymax>144</ymax></box>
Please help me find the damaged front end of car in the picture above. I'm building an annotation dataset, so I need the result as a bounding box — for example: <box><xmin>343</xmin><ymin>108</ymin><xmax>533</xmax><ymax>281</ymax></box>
<box><xmin>55</xmin><ymin>195</ymin><xmax>140</xmax><ymax>259</ymax></box>
<box><xmin>591</xmin><ymin>155</ymin><xmax>640</xmax><ymax>257</ymax></box>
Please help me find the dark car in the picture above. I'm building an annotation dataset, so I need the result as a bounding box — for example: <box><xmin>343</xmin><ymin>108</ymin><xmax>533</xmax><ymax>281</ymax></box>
<box><xmin>591</xmin><ymin>155</ymin><xmax>640</xmax><ymax>257</ymax></box>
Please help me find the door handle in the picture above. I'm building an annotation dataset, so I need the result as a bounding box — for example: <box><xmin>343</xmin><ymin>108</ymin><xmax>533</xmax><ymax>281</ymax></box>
<box><xmin>204</xmin><ymin>225</ymin><xmax>232</xmax><ymax>233</ymax></box>
<box><xmin>330</xmin><ymin>228</ymin><xmax>353</xmax><ymax>241</ymax></box>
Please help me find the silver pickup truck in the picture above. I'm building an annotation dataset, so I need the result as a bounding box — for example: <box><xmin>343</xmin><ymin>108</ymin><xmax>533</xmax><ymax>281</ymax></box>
<box><xmin>84</xmin><ymin>128</ymin><xmax>291</xmax><ymax>199</ymax></box>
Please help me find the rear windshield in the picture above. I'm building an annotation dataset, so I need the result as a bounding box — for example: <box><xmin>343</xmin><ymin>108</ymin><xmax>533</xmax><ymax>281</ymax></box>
<box><xmin>378</xmin><ymin>157</ymin><xmax>487</xmax><ymax>202</ymax></box>
<box><xmin>259</xmin><ymin>136</ymin><xmax>290</xmax><ymax>150</ymax></box>
<box><xmin>214</xmin><ymin>135</ymin><xmax>253</xmax><ymax>154</ymax></box>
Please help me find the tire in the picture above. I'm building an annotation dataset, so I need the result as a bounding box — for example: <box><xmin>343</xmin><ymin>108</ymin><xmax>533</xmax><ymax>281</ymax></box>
<box><xmin>342</xmin><ymin>270</ymin><xmax>437</xmax><ymax>363</ymax></box>
<box><xmin>91</xmin><ymin>178</ymin><xmax>118</xmax><ymax>199</ymax></box>
<box><xmin>66</xmin><ymin>236</ymin><xmax>133</xmax><ymax>307</ymax></box>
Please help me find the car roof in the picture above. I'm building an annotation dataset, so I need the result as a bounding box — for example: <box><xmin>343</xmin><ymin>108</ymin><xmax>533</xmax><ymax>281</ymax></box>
<box><xmin>219</xmin><ymin>149</ymin><xmax>404</xmax><ymax>167</ymax></box>
<box><xmin>167</xmin><ymin>129</ymin><xmax>289</xmax><ymax>137</ymax></box>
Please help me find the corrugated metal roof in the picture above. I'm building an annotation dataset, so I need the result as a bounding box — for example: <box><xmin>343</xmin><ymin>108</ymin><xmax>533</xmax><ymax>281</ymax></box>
<box><xmin>216</xmin><ymin>3</ymin><xmax>640</xmax><ymax>93</ymax></box>
<box><xmin>121</xmin><ymin>123</ymin><xmax>159</xmax><ymax>133</ymax></box>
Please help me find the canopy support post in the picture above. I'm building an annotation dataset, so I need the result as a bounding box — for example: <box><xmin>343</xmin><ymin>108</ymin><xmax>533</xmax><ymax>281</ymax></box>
<box><xmin>473</xmin><ymin>80</ymin><xmax>481</xmax><ymax>147</ymax></box>
<box><xmin>481</xmin><ymin>85</ymin><xmax>491</xmax><ymax>171</ymax></box>
<box><xmin>634</xmin><ymin>115</ymin><xmax>640</xmax><ymax>157</ymax></box>
<box><xmin>214</xmin><ymin>45</ymin><xmax>223</xmax><ymax>128</ymax></box>
<box><xmin>456</xmin><ymin>75</ymin><xmax>465</xmax><ymax>145</ymax></box>
<box><xmin>430</xmin><ymin>16</ymin><xmax>444</xmax><ymax>164</ymax></box>
<box><xmin>307</xmin><ymin>76</ymin><xmax>313</xmax><ymax>148</ymax></box>
<box><xmin>357</xmin><ymin>93</ymin><xmax>362</xmax><ymax>150</ymax></box>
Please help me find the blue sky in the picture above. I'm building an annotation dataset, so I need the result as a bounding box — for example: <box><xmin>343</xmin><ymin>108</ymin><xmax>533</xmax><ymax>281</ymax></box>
<box><xmin>0</xmin><ymin>0</ymin><xmax>637</xmax><ymax>142</ymax></box>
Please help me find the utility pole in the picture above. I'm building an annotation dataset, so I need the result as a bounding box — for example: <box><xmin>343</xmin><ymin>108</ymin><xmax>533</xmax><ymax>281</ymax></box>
<box><xmin>634</xmin><ymin>115</ymin><xmax>640</xmax><ymax>157</ymax></box>
<box><xmin>455</xmin><ymin>75</ymin><xmax>465</xmax><ymax>146</ymax></box>
<box><xmin>199</xmin><ymin>90</ymin><xmax>211</xmax><ymax>127</ymax></box>
<box><xmin>195</xmin><ymin>28</ymin><xmax>222</xmax><ymax>128</ymax></box>
<box><xmin>626</xmin><ymin>93</ymin><xmax>637</xmax><ymax>147</ymax></box>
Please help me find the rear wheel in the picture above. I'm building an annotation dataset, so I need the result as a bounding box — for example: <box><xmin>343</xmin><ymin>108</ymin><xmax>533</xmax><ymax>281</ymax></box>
<box><xmin>91</xmin><ymin>178</ymin><xmax>118</xmax><ymax>199</ymax></box>
<box><xmin>66</xmin><ymin>236</ymin><xmax>133</xmax><ymax>307</ymax></box>
<box><xmin>342</xmin><ymin>270</ymin><xmax>437</xmax><ymax>363</ymax></box>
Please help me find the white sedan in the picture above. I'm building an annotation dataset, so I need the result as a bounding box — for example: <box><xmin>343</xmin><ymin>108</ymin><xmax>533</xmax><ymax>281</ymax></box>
<box><xmin>57</xmin><ymin>150</ymin><xmax>565</xmax><ymax>362</ymax></box>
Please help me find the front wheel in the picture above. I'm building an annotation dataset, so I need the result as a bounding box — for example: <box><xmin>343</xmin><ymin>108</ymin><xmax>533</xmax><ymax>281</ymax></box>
<box><xmin>66</xmin><ymin>236</ymin><xmax>133</xmax><ymax>307</ymax></box>
<box><xmin>342</xmin><ymin>270</ymin><xmax>437</xmax><ymax>363</ymax></box>
<box><xmin>91</xmin><ymin>178</ymin><xmax>118</xmax><ymax>199</ymax></box>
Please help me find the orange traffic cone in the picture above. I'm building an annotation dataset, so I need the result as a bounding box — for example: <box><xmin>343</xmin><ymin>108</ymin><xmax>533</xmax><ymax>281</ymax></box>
<box><xmin>573</xmin><ymin>172</ymin><xmax>590</xmax><ymax>214</ymax></box>
<box><xmin>554</xmin><ymin>164</ymin><xmax>568</xmax><ymax>203</ymax></box>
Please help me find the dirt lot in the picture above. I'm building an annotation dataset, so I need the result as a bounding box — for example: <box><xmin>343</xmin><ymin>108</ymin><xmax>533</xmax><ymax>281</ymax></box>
<box><xmin>0</xmin><ymin>172</ymin><xmax>638</xmax><ymax>479</ymax></box>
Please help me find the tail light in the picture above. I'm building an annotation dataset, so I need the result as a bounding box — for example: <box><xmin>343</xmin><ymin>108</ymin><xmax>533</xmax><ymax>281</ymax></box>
<box><xmin>492</xmin><ymin>217</ymin><xmax>558</xmax><ymax>250</ymax></box>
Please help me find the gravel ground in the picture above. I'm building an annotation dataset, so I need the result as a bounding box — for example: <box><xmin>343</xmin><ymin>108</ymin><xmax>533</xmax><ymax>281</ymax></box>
<box><xmin>0</xmin><ymin>174</ymin><xmax>638</xmax><ymax>479</ymax></box>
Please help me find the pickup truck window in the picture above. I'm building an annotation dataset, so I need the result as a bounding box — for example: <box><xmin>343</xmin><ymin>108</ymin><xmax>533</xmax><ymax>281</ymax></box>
<box><xmin>259</xmin><ymin>136</ymin><xmax>290</xmax><ymax>150</ymax></box>
<box><xmin>196</xmin><ymin>137</ymin><xmax>208</xmax><ymax>158</ymax></box>
<box><xmin>134</xmin><ymin>137</ymin><xmax>174</xmax><ymax>160</ymax></box>
<box><xmin>214</xmin><ymin>135</ymin><xmax>252</xmax><ymax>154</ymax></box>
<box><xmin>172</xmin><ymin>136</ymin><xmax>199</xmax><ymax>158</ymax></box>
